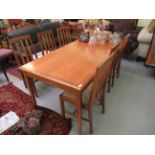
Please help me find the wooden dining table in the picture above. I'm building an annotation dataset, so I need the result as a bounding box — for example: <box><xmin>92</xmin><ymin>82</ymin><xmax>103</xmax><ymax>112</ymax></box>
<box><xmin>19</xmin><ymin>40</ymin><xmax>117</xmax><ymax>134</ymax></box>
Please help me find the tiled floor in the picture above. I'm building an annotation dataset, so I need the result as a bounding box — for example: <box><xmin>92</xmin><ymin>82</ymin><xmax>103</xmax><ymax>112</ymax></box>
<box><xmin>1</xmin><ymin>53</ymin><xmax>155</xmax><ymax>134</ymax></box>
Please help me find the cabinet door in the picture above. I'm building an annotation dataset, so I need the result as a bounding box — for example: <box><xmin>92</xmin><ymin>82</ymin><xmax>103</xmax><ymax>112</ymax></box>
<box><xmin>145</xmin><ymin>30</ymin><xmax>155</xmax><ymax>66</ymax></box>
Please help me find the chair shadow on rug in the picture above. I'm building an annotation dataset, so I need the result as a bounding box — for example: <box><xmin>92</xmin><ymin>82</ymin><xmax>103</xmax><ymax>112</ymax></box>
<box><xmin>0</xmin><ymin>83</ymin><xmax>71</xmax><ymax>135</ymax></box>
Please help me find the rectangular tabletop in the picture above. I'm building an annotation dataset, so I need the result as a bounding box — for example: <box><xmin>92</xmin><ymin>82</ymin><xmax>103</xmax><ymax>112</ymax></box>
<box><xmin>19</xmin><ymin>40</ymin><xmax>115</xmax><ymax>93</ymax></box>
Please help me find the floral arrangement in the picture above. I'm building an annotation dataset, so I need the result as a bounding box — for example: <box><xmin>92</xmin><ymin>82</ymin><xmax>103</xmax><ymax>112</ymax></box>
<box><xmin>79</xmin><ymin>20</ymin><xmax>112</xmax><ymax>46</ymax></box>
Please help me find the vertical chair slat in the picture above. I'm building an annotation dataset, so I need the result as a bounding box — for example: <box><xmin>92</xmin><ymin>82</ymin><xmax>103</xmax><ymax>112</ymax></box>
<box><xmin>37</xmin><ymin>30</ymin><xmax>56</xmax><ymax>55</ymax></box>
<box><xmin>57</xmin><ymin>27</ymin><xmax>72</xmax><ymax>47</ymax></box>
<box><xmin>9</xmin><ymin>34</ymin><xmax>38</xmax><ymax>97</ymax></box>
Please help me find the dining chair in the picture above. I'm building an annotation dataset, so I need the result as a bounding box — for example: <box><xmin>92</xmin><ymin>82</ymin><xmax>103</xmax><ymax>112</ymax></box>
<box><xmin>107</xmin><ymin>44</ymin><xmax>120</xmax><ymax>93</ymax></box>
<box><xmin>0</xmin><ymin>49</ymin><xmax>13</xmax><ymax>82</ymax></box>
<box><xmin>37</xmin><ymin>30</ymin><xmax>56</xmax><ymax>56</ymax></box>
<box><xmin>59</xmin><ymin>53</ymin><xmax>115</xmax><ymax>134</ymax></box>
<box><xmin>111</xmin><ymin>34</ymin><xmax>130</xmax><ymax>87</ymax></box>
<box><xmin>9</xmin><ymin>35</ymin><xmax>38</xmax><ymax>97</ymax></box>
<box><xmin>0</xmin><ymin>34</ymin><xmax>13</xmax><ymax>82</ymax></box>
<box><xmin>57</xmin><ymin>27</ymin><xmax>72</xmax><ymax>47</ymax></box>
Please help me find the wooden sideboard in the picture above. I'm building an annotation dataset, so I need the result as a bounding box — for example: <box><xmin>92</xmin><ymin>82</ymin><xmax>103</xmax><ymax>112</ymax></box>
<box><xmin>145</xmin><ymin>29</ymin><xmax>155</xmax><ymax>66</ymax></box>
<box><xmin>107</xmin><ymin>19</ymin><xmax>138</xmax><ymax>30</ymax></box>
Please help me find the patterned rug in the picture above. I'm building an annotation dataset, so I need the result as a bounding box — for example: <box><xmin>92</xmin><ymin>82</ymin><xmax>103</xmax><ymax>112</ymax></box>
<box><xmin>0</xmin><ymin>83</ymin><xmax>71</xmax><ymax>135</ymax></box>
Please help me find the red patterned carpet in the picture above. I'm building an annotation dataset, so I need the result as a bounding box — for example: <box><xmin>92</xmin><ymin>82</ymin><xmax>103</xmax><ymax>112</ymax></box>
<box><xmin>0</xmin><ymin>83</ymin><xmax>71</xmax><ymax>135</ymax></box>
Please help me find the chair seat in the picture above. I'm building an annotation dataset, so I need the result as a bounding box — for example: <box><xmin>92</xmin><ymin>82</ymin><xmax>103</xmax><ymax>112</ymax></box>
<box><xmin>0</xmin><ymin>48</ymin><xmax>12</xmax><ymax>82</ymax></box>
<box><xmin>0</xmin><ymin>49</ymin><xmax>13</xmax><ymax>60</ymax></box>
<box><xmin>34</xmin><ymin>51</ymin><xmax>45</xmax><ymax>59</ymax></box>
<box><xmin>63</xmin><ymin>83</ymin><xmax>92</xmax><ymax>105</ymax></box>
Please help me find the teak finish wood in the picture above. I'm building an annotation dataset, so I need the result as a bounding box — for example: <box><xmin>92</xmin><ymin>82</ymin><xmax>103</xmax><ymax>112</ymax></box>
<box><xmin>37</xmin><ymin>30</ymin><xmax>56</xmax><ymax>56</ymax></box>
<box><xmin>110</xmin><ymin>34</ymin><xmax>129</xmax><ymax>88</ymax></box>
<box><xmin>19</xmin><ymin>40</ymin><xmax>117</xmax><ymax>134</ymax></box>
<box><xmin>145</xmin><ymin>29</ymin><xmax>155</xmax><ymax>67</ymax></box>
<box><xmin>9</xmin><ymin>35</ymin><xmax>38</xmax><ymax>97</ymax></box>
<box><xmin>60</xmin><ymin>52</ymin><xmax>116</xmax><ymax>134</ymax></box>
<box><xmin>57</xmin><ymin>27</ymin><xmax>72</xmax><ymax>47</ymax></box>
<box><xmin>9</xmin><ymin>35</ymin><xmax>37</xmax><ymax>67</ymax></box>
<box><xmin>116</xmin><ymin>34</ymin><xmax>130</xmax><ymax>78</ymax></box>
<box><xmin>146</xmin><ymin>48</ymin><xmax>155</xmax><ymax>66</ymax></box>
<box><xmin>107</xmin><ymin>43</ymin><xmax>120</xmax><ymax>92</ymax></box>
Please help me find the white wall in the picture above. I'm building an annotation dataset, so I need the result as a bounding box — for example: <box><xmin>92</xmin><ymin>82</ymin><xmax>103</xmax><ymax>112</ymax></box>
<box><xmin>137</xmin><ymin>19</ymin><xmax>152</xmax><ymax>27</ymax></box>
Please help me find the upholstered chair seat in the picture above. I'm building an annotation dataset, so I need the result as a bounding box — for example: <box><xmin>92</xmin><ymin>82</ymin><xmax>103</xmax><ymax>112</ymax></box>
<box><xmin>0</xmin><ymin>49</ymin><xmax>13</xmax><ymax>59</ymax></box>
<box><xmin>0</xmin><ymin>48</ymin><xmax>13</xmax><ymax>81</ymax></box>
<box><xmin>63</xmin><ymin>83</ymin><xmax>92</xmax><ymax>105</ymax></box>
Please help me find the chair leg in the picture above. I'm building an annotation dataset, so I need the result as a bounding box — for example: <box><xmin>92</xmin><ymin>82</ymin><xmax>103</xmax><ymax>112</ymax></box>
<box><xmin>1</xmin><ymin>64</ymin><xmax>9</xmax><ymax>82</ymax></box>
<box><xmin>76</xmin><ymin>95</ymin><xmax>82</xmax><ymax>134</ymax></box>
<box><xmin>59</xmin><ymin>94</ymin><xmax>65</xmax><ymax>119</ymax></box>
<box><xmin>21</xmin><ymin>73</ymin><xmax>28</xmax><ymax>88</ymax></box>
<box><xmin>116</xmin><ymin>61</ymin><xmax>121</xmax><ymax>79</ymax></box>
<box><xmin>3</xmin><ymin>69</ymin><xmax>9</xmax><ymax>82</ymax></box>
<box><xmin>111</xmin><ymin>68</ymin><xmax>115</xmax><ymax>87</ymax></box>
<box><xmin>107</xmin><ymin>76</ymin><xmax>111</xmax><ymax>93</ymax></box>
<box><xmin>88</xmin><ymin>106</ymin><xmax>93</xmax><ymax>134</ymax></box>
<box><xmin>22</xmin><ymin>73</ymin><xmax>38</xmax><ymax>97</ymax></box>
<box><xmin>31</xmin><ymin>79</ymin><xmax>38</xmax><ymax>97</ymax></box>
<box><xmin>100</xmin><ymin>94</ymin><xmax>105</xmax><ymax>114</ymax></box>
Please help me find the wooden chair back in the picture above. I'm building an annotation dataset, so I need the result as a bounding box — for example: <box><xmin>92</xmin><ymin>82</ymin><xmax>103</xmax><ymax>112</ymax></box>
<box><xmin>9</xmin><ymin>35</ymin><xmax>37</xmax><ymax>67</ymax></box>
<box><xmin>109</xmin><ymin>45</ymin><xmax>120</xmax><ymax>71</ymax></box>
<box><xmin>109</xmin><ymin>42</ymin><xmax>122</xmax><ymax>67</ymax></box>
<box><xmin>37</xmin><ymin>30</ymin><xmax>56</xmax><ymax>55</ymax></box>
<box><xmin>113</xmin><ymin>34</ymin><xmax>130</xmax><ymax>66</ymax></box>
<box><xmin>118</xmin><ymin>34</ymin><xmax>130</xmax><ymax>57</ymax></box>
<box><xmin>109</xmin><ymin>42</ymin><xmax>120</xmax><ymax>55</ymax></box>
<box><xmin>88</xmin><ymin>53</ymin><xmax>115</xmax><ymax>106</ymax></box>
<box><xmin>57</xmin><ymin>27</ymin><xmax>72</xmax><ymax>47</ymax></box>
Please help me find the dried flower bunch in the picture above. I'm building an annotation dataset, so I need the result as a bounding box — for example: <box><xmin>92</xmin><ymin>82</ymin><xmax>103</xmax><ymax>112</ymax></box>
<box><xmin>11</xmin><ymin>110</ymin><xmax>43</xmax><ymax>135</ymax></box>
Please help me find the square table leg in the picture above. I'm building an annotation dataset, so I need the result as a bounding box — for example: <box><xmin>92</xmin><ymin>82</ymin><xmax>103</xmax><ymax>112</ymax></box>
<box><xmin>76</xmin><ymin>93</ymin><xmax>82</xmax><ymax>134</ymax></box>
<box><xmin>23</xmin><ymin>73</ymin><xmax>37</xmax><ymax>107</ymax></box>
